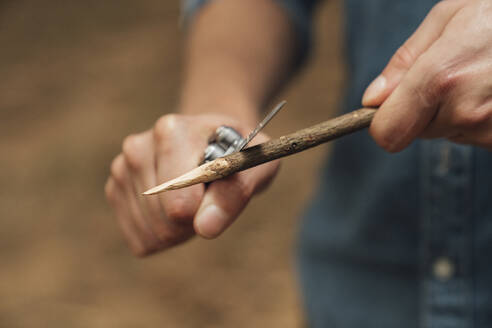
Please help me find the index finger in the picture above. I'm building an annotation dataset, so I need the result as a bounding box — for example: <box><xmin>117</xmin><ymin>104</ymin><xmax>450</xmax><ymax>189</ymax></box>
<box><xmin>153</xmin><ymin>115</ymin><xmax>209</xmax><ymax>224</ymax></box>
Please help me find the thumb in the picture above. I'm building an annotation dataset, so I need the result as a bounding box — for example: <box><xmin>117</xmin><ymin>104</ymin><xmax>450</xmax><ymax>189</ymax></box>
<box><xmin>193</xmin><ymin>158</ymin><xmax>279</xmax><ymax>239</ymax></box>
<box><xmin>362</xmin><ymin>0</ymin><xmax>466</xmax><ymax>107</ymax></box>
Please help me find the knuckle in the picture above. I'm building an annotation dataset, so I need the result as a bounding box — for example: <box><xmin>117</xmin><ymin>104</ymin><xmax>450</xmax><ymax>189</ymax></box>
<box><xmin>110</xmin><ymin>155</ymin><xmax>126</xmax><ymax>185</ymax></box>
<box><xmin>377</xmin><ymin>136</ymin><xmax>400</xmax><ymax>153</ymax></box>
<box><xmin>164</xmin><ymin>198</ymin><xmax>195</xmax><ymax>223</ymax></box>
<box><xmin>154</xmin><ymin>114</ymin><xmax>182</xmax><ymax>143</ymax></box>
<box><xmin>146</xmin><ymin>215</ymin><xmax>194</xmax><ymax>245</ymax></box>
<box><xmin>122</xmin><ymin>134</ymin><xmax>144</xmax><ymax>170</ymax></box>
<box><xmin>431</xmin><ymin>67</ymin><xmax>460</xmax><ymax>98</ymax></box>
<box><xmin>370</xmin><ymin>123</ymin><xmax>401</xmax><ymax>153</ymax></box>
<box><xmin>414</xmin><ymin>65</ymin><xmax>459</xmax><ymax>108</ymax></box>
<box><xmin>150</xmin><ymin>221</ymin><xmax>179</xmax><ymax>242</ymax></box>
<box><xmin>152</xmin><ymin>225</ymin><xmax>174</xmax><ymax>243</ymax></box>
<box><xmin>455</xmin><ymin>105</ymin><xmax>491</xmax><ymax>129</ymax></box>
<box><xmin>391</xmin><ymin>44</ymin><xmax>416</xmax><ymax>70</ymax></box>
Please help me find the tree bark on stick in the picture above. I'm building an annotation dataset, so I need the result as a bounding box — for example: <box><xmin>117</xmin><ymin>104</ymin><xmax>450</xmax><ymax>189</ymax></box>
<box><xmin>143</xmin><ymin>108</ymin><xmax>376</xmax><ymax>195</ymax></box>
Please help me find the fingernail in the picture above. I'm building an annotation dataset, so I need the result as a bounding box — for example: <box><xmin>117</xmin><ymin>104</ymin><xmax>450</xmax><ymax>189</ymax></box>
<box><xmin>195</xmin><ymin>204</ymin><xmax>228</xmax><ymax>239</ymax></box>
<box><xmin>362</xmin><ymin>75</ymin><xmax>387</xmax><ymax>106</ymax></box>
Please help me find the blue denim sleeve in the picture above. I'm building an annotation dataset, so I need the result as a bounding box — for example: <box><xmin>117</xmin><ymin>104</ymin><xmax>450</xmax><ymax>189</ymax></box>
<box><xmin>181</xmin><ymin>0</ymin><xmax>317</xmax><ymax>57</ymax></box>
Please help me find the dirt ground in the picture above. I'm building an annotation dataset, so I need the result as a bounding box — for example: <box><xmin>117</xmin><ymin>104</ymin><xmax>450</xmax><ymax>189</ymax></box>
<box><xmin>0</xmin><ymin>1</ymin><xmax>344</xmax><ymax>327</ymax></box>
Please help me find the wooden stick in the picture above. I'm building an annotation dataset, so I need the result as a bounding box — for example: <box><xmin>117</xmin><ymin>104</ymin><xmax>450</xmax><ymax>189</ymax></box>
<box><xmin>143</xmin><ymin>108</ymin><xmax>376</xmax><ymax>195</ymax></box>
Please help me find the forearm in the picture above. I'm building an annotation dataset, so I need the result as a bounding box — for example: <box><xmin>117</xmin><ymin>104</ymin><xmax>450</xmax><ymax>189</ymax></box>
<box><xmin>179</xmin><ymin>0</ymin><xmax>301</xmax><ymax>126</ymax></box>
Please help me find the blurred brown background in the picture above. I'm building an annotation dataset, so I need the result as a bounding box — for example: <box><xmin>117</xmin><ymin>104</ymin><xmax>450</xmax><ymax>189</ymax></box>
<box><xmin>0</xmin><ymin>1</ymin><xmax>344</xmax><ymax>327</ymax></box>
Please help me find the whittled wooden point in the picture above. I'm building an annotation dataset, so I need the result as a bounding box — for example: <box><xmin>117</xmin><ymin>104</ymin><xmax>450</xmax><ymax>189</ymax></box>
<box><xmin>143</xmin><ymin>108</ymin><xmax>376</xmax><ymax>195</ymax></box>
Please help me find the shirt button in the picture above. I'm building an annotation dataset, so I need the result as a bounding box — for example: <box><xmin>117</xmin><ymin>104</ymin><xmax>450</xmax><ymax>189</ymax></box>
<box><xmin>432</xmin><ymin>257</ymin><xmax>455</xmax><ymax>281</ymax></box>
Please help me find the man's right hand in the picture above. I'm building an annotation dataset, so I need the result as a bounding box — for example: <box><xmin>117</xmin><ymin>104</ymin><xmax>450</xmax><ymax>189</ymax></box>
<box><xmin>104</xmin><ymin>113</ymin><xmax>280</xmax><ymax>256</ymax></box>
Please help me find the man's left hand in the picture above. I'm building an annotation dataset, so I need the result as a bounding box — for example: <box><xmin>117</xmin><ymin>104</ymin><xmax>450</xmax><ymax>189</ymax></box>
<box><xmin>363</xmin><ymin>0</ymin><xmax>492</xmax><ymax>152</ymax></box>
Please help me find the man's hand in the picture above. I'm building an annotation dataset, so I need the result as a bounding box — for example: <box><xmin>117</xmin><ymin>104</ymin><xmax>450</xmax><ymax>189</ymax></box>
<box><xmin>362</xmin><ymin>0</ymin><xmax>492</xmax><ymax>151</ymax></box>
<box><xmin>105</xmin><ymin>114</ymin><xmax>279</xmax><ymax>256</ymax></box>
<box><xmin>105</xmin><ymin>0</ymin><xmax>299</xmax><ymax>256</ymax></box>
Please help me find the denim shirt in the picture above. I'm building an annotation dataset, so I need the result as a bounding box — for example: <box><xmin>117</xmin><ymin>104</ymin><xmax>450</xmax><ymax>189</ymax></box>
<box><xmin>183</xmin><ymin>1</ymin><xmax>492</xmax><ymax>327</ymax></box>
